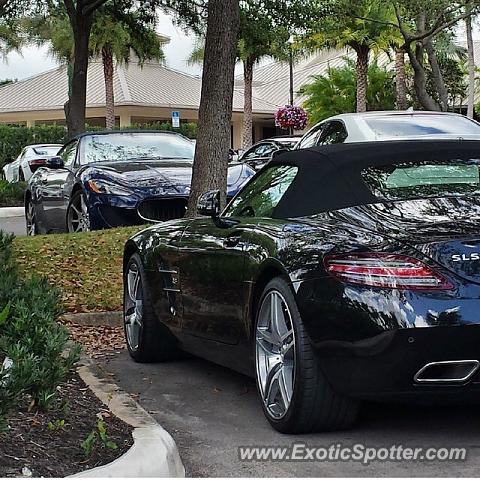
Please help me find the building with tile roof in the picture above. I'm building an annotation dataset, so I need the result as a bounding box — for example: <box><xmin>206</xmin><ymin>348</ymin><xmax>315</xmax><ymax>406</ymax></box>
<box><xmin>0</xmin><ymin>59</ymin><xmax>279</xmax><ymax>148</ymax></box>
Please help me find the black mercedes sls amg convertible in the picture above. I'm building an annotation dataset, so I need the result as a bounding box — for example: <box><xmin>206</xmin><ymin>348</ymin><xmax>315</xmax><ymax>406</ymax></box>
<box><xmin>123</xmin><ymin>140</ymin><xmax>480</xmax><ymax>433</ymax></box>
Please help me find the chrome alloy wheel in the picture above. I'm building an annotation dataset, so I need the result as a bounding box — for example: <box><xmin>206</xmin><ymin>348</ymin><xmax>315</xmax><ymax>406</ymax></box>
<box><xmin>26</xmin><ymin>202</ymin><xmax>37</xmax><ymax>236</ymax></box>
<box><xmin>124</xmin><ymin>263</ymin><xmax>143</xmax><ymax>351</ymax></box>
<box><xmin>255</xmin><ymin>290</ymin><xmax>296</xmax><ymax>419</ymax></box>
<box><xmin>68</xmin><ymin>193</ymin><xmax>90</xmax><ymax>233</ymax></box>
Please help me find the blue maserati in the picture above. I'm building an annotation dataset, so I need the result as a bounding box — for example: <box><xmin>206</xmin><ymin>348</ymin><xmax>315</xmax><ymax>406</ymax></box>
<box><xmin>25</xmin><ymin>131</ymin><xmax>255</xmax><ymax>235</ymax></box>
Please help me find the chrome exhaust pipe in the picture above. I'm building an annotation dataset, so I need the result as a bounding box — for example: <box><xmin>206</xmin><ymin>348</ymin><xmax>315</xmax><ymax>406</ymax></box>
<box><xmin>414</xmin><ymin>360</ymin><xmax>480</xmax><ymax>384</ymax></box>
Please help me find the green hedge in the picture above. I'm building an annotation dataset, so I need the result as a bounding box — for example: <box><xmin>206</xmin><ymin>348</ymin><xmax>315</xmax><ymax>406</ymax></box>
<box><xmin>0</xmin><ymin>122</ymin><xmax>198</xmax><ymax>171</ymax></box>
<box><xmin>0</xmin><ymin>180</ymin><xmax>26</xmax><ymax>207</ymax></box>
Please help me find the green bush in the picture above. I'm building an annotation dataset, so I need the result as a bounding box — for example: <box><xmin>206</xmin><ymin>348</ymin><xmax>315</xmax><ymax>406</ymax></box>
<box><xmin>0</xmin><ymin>122</ymin><xmax>198</xmax><ymax>171</ymax></box>
<box><xmin>0</xmin><ymin>180</ymin><xmax>26</xmax><ymax>207</ymax></box>
<box><xmin>0</xmin><ymin>232</ymin><xmax>80</xmax><ymax>424</ymax></box>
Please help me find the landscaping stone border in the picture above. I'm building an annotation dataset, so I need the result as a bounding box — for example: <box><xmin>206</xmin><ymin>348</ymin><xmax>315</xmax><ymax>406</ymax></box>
<box><xmin>73</xmin><ymin>356</ymin><xmax>185</xmax><ymax>478</ymax></box>
<box><xmin>62</xmin><ymin>311</ymin><xmax>123</xmax><ymax>327</ymax></box>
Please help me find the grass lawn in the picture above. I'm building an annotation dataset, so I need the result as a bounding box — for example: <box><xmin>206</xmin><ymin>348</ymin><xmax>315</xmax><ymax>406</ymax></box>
<box><xmin>14</xmin><ymin>226</ymin><xmax>145</xmax><ymax>313</ymax></box>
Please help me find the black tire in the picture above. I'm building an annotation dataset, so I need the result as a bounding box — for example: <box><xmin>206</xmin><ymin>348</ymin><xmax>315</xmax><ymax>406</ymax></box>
<box><xmin>254</xmin><ymin>277</ymin><xmax>359</xmax><ymax>433</ymax></box>
<box><xmin>123</xmin><ymin>253</ymin><xmax>179</xmax><ymax>363</ymax></box>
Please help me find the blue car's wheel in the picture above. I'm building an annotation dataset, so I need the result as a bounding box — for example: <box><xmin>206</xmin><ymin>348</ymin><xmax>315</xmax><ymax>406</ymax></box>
<box><xmin>67</xmin><ymin>190</ymin><xmax>91</xmax><ymax>233</ymax></box>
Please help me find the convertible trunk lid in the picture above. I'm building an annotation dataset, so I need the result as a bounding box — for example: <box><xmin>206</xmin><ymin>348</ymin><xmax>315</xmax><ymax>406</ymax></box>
<box><xmin>332</xmin><ymin>196</ymin><xmax>480</xmax><ymax>285</ymax></box>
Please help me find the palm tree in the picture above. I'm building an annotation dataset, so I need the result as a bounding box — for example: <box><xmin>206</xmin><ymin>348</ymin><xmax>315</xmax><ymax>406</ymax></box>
<box><xmin>188</xmin><ymin>15</ymin><xmax>289</xmax><ymax>150</ymax></box>
<box><xmin>299</xmin><ymin>59</ymin><xmax>395</xmax><ymax>124</ymax></box>
<box><xmin>27</xmin><ymin>3</ymin><xmax>164</xmax><ymax>129</ymax></box>
<box><xmin>307</xmin><ymin>0</ymin><xmax>399</xmax><ymax>112</ymax></box>
<box><xmin>237</xmin><ymin>12</ymin><xmax>290</xmax><ymax>148</ymax></box>
<box><xmin>90</xmin><ymin>6</ymin><xmax>164</xmax><ymax>129</ymax></box>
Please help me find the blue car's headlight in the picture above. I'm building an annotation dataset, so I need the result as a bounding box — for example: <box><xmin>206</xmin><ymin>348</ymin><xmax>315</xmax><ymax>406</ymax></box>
<box><xmin>87</xmin><ymin>179</ymin><xmax>132</xmax><ymax>197</ymax></box>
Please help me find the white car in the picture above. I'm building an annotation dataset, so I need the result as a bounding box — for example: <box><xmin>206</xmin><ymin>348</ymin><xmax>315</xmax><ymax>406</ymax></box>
<box><xmin>2</xmin><ymin>144</ymin><xmax>62</xmax><ymax>183</ymax></box>
<box><xmin>295</xmin><ymin>111</ymin><xmax>480</xmax><ymax>150</ymax></box>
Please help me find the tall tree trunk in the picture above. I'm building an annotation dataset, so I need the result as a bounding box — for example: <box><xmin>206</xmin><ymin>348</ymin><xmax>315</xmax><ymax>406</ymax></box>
<box><xmin>404</xmin><ymin>13</ymin><xmax>441</xmax><ymax>111</ymax></box>
<box><xmin>354</xmin><ymin>45</ymin><xmax>369</xmax><ymax>113</ymax></box>
<box><xmin>65</xmin><ymin>12</ymin><xmax>93</xmax><ymax>138</ymax></box>
<box><xmin>186</xmin><ymin>0</ymin><xmax>240</xmax><ymax>216</ymax></box>
<box><xmin>242</xmin><ymin>56</ymin><xmax>254</xmax><ymax>150</ymax></box>
<box><xmin>404</xmin><ymin>41</ymin><xmax>440</xmax><ymax>111</ymax></box>
<box><xmin>395</xmin><ymin>47</ymin><xmax>408</xmax><ymax>110</ymax></box>
<box><xmin>424</xmin><ymin>37</ymin><xmax>449</xmax><ymax>111</ymax></box>
<box><xmin>466</xmin><ymin>10</ymin><xmax>475</xmax><ymax>118</ymax></box>
<box><xmin>102</xmin><ymin>45</ymin><xmax>115</xmax><ymax>130</ymax></box>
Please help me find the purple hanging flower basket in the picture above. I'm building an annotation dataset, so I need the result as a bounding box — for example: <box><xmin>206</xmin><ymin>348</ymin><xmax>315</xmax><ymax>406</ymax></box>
<box><xmin>274</xmin><ymin>105</ymin><xmax>308</xmax><ymax>131</ymax></box>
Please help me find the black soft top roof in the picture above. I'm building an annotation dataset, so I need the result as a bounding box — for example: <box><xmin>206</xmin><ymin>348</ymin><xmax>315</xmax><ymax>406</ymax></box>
<box><xmin>269</xmin><ymin>140</ymin><xmax>480</xmax><ymax>218</ymax></box>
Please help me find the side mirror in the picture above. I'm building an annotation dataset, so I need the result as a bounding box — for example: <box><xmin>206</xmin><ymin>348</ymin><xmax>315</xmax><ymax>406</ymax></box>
<box><xmin>197</xmin><ymin>190</ymin><xmax>221</xmax><ymax>217</ymax></box>
<box><xmin>46</xmin><ymin>156</ymin><xmax>65</xmax><ymax>169</ymax></box>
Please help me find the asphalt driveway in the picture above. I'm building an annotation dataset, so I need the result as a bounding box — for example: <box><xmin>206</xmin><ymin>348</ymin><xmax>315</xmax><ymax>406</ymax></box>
<box><xmin>99</xmin><ymin>350</ymin><xmax>480</xmax><ymax>477</ymax></box>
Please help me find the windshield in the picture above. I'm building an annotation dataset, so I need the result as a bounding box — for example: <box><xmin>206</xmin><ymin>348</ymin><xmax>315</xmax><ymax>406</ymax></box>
<box><xmin>82</xmin><ymin>133</ymin><xmax>195</xmax><ymax>165</ymax></box>
<box><xmin>32</xmin><ymin>146</ymin><xmax>60</xmax><ymax>156</ymax></box>
<box><xmin>362</xmin><ymin>160</ymin><xmax>480</xmax><ymax>200</ymax></box>
<box><xmin>365</xmin><ymin>115</ymin><xmax>480</xmax><ymax>138</ymax></box>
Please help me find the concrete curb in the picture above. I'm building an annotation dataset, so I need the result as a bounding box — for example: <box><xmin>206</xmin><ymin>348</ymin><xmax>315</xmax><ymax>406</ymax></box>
<box><xmin>62</xmin><ymin>311</ymin><xmax>123</xmax><ymax>327</ymax></box>
<box><xmin>73</xmin><ymin>356</ymin><xmax>185</xmax><ymax>478</ymax></box>
<box><xmin>0</xmin><ymin>207</ymin><xmax>24</xmax><ymax>218</ymax></box>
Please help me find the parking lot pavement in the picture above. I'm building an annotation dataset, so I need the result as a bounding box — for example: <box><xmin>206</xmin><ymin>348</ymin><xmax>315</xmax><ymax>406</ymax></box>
<box><xmin>0</xmin><ymin>215</ymin><xmax>25</xmax><ymax>236</ymax></box>
<box><xmin>99</xmin><ymin>350</ymin><xmax>480</xmax><ymax>477</ymax></box>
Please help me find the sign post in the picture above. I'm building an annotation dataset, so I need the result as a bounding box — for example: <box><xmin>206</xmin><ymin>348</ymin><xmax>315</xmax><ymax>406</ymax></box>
<box><xmin>172</xmin><ymin>111</ymin><xmax>180</xmax><ymax>128</ymax></box>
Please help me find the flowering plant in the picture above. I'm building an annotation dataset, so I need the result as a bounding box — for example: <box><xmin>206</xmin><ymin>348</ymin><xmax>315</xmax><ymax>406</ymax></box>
<box><xmin>274</xmin><ymin>105</ymin><xmax>308</xmax><ymax>131</ymax></box>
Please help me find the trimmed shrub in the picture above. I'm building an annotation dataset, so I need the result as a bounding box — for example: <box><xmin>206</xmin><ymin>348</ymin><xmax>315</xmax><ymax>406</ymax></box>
<box><xmin>0</xmin><ymin>232</ymin><xmax>80</xmax><ymax>424</ymax></box>
<box><xmin>0</xmin><ymin>180</ymin><xmax>26</xmax><ymax>207</ymax></box>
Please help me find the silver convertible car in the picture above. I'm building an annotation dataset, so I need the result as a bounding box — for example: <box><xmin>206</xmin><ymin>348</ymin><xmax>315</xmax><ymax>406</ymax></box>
<box><xmin>296</xmin><ymin>111</ymin><xmax>480</xmax><ymax>149</ymax></box>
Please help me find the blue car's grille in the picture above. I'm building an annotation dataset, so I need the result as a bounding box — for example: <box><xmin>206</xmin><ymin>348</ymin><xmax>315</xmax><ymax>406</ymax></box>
<box><xmin>137</xmin><ymin>197</ymin><xmax>188</xmax><ymax>222</ymax></box>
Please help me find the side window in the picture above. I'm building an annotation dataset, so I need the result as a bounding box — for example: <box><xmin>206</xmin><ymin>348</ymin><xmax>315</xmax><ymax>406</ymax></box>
<box><xmin>224</xmin><ymin>165</ymin><xmax>298</xmax><ymax>219</ymax></box>
<box><xmin>296</xmin><ymin>124</ymin><xmax>324</xmax><ymax>150</ymax></box>
<box><xmin>59</xmin><ymin>141</ymin><xmax>78</xmax><ymax>167</ymax></box>
<box><xmin>318</xmin><ymin>121</ymin><xmax>348</xmax><ymax>145</ymax></box>
<box><xmin>243</xmin><ymin>143</ymin><xmax>271</xmax><ymax>159</ymax></box>
<box><xmin>257</xmin><ymin>143</ymin><xmax>277</xmax><ymax>157</ymax></box>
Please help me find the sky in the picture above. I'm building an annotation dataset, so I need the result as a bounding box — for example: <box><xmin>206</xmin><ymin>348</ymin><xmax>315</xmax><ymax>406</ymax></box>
<box><xmin>0</xmin><ymin>13</ymin><xmax>203</xmax><ymax>81</ymax></box>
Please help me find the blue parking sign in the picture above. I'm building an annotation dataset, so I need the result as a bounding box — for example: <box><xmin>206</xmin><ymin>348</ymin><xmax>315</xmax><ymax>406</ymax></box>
<box><xmin>172</xmin><ymin>111</ymin><xmax>180</xmax><ymax>128</ymax></box>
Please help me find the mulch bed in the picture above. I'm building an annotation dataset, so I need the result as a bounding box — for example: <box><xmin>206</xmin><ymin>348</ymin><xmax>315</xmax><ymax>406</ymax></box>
<box><xmin>63</xmin><ymin>321</ymin><xmax>126</xmax><ymax>359</ymax></box>
<box><xmin>0</xmin><ymin>372</ymin><xmax>133</xmax><ymax>478</ymax></box>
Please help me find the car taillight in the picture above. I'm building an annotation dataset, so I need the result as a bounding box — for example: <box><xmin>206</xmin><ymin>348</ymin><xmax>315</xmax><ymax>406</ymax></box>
<box><xmin>28</xmin><ymin>159</ymin><xmax>47</xmax><ymax>173</ymax></box>
<box><xmin>324</xmin><ymin>253</ymin><xmax>453</xmax><ymax>290</ymax></box>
